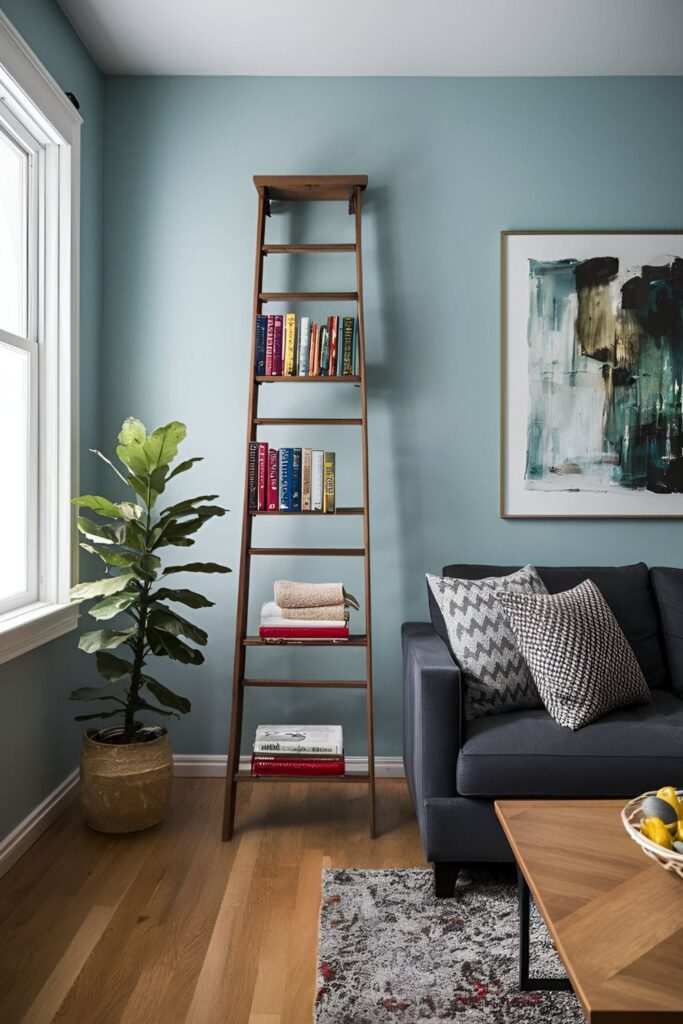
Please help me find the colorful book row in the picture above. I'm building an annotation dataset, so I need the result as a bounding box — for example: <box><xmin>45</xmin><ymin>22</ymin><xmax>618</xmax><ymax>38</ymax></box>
<box><xmin>254</xmin><ymin>314</ymin><xmax>358</xmax><ymax>377</ymax></box>
<box><xmin>248</xmin><ymin>443</ymin><xmax>336</xmax><ymax>513</ymax></box>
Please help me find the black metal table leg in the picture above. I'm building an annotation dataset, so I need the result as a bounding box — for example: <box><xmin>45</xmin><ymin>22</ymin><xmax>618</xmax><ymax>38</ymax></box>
<box><xmin>517</xmin><ymin>866</ymin><xmax>573</xmax><ymax>992</ymax></box>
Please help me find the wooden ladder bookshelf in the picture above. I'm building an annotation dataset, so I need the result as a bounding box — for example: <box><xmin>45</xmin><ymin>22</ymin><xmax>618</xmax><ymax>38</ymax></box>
<box><xmin>222</xmin><ymin>175</ymin><xmax>375</xmax><ymax>840</ymax></box>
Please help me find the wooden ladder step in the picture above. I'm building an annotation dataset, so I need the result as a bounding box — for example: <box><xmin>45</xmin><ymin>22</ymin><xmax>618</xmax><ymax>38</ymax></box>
<box><xmin>256</xmin><ymin>375</ymin><xmax>361</xmax><ymax>384</ymax></box>
<box><xmin>259</xmin><ymin>291</ymin><xmax>358</xmax><ymax>302</ymax></box>
<box><xmin>243</xmin><ymin>635</ymin><xmax>368</xmax><ymax>647</ymax></box>
<box><xmin>235</xmin><ymin>772</ymin><xmax>370</xmax><ymax>783</ymax></box>
<box><xmin>254</xmin><ymin>175</ymin><xmax>368</xmax><ymax>202</ymax></box>
<box><xmin>242</xmin><ymin>678</ymin><xmax>367</xmax><ymax>688</ymax></box>
<box><xmin>249</xmin><ymin>507</ymin><xmax>364</xmax><ymax>516</ymax></box>
<box><xmin>263</xmin><ymin>244</ymin><xmax>356</xmax><ymax>254</ymax></box>
<box><xmin>254</xmin><ymin>417</ymin><xmax>362</xmax><ymax>425</ymax></box>
<box><xmin>249</xmin><ymin>547</ymin><xmax>365</xmax><ymax>556</ymax></box>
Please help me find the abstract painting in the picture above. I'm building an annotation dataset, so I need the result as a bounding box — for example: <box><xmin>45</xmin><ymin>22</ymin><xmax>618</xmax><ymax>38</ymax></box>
<box><xmin>502</xmin><ymin>232</ymin><xmax>683</xmax><ymax>517</ymax></box>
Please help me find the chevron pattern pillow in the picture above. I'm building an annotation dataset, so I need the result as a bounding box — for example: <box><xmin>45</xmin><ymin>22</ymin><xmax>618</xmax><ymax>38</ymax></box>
<box><xmin>501</xmin><ymin>579</ymin><xmax>652</xmax><ymax>730</ymax></box>
<box><xmin>426</xmin><ymin>565</ymin><xmax>548</xmax><ymax>719</ymax></box>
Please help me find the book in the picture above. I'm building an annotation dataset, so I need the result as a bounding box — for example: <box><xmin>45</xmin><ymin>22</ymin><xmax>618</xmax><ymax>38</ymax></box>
<box><xmin>342</xmin><ymin>316</ymin><xmax>354</xmax><ymax>375</ymax></box>
<box><xmin>291</xmin><ymin>448</ymin><xmax>302</xmax><ymax>511</ymax></box>
<box><xmin>258</xmin><ymin>624</ymin><xmax>349</xmax><ymax>640</ymax></box>
<box><xmin>301</xmin><ymin>448</ymin><xmax>312</xmax><ymax>511</ymax></box>
<box><xmin>298</xmin><ymin>317</ymin><xmax>311</xmax><ymax>376</ymax></box>
<box><xmin>312</xmin><ymin>450</ymin><xmax>324</xmax><ymax>511</ymax></box>
<box><xmin>272</xmin><ymin>314</ymin><xmax>284</xmax><ymax>376</ymax></box>
<box><xmin>279</xmin><ymin>448</ymin><xmax>293</xmax><ymax>511</ymax></box>
<box><xmin>309</xmin><ymin>322</ymin><xmax>319</xmax><ymax>376</ymax></box>
<box><xmin>267</xmin><ymin>448</ymin><xmax>279</xmax><ymax>510</ymax></box>
<box><xmin>265</xmin><ymin>315</ymin><xmax>275</xmax><ymax>376</ymax></box>
<box><xmin>328</xmin><ymin>316</ymin><xmax>339</xmax><ymax>377</ymax></box>
<box><xmin>284</xmin><ymin>313</ymin><xmax>296</xmax><ymax>376</ymax></box>
<box><xmin>323</xmin><ymin>451</ymin><xmax>336</xmax><ymax>514</ymax></box>
<box><xmin>254</xmin><ymin>314</ymin><xmax>268</xmax><ymax>375</ymax></box>
<box><xmin>319</xmin><ymin>325</ymin><xmax>330</xmax><ymax>376</ymax></box>
<box><xmin>248</xmin><ymin>442</ymin><xmax>258</xmax><ymax>511</ymax></box>
<box><xmin>257</xmin><ymin>442</ymin><xmax>268</xmax><ymax>511</ymax></box>
<box><xmin>250</xmin><ymin>755</ymin><xmax>344</xmax><ymax>777</ymax></box>
<box><xmin>254</xmin><ymin>724</ymin><xmax>344</xmax><ymax>755</ymax></box>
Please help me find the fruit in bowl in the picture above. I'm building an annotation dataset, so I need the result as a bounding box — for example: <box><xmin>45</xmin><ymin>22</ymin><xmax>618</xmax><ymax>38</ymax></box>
<box><xmin>640</xmin><ymin>787</ymin><xmax>683</xmax><ymax>855</ymax></box>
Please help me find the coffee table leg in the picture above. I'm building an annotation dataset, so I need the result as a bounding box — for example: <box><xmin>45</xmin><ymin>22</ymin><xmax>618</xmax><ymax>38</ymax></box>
<box><xmin>517</xmin><ymin>867</ymin><xmax>573</xmax><ymax>993</ymax></box>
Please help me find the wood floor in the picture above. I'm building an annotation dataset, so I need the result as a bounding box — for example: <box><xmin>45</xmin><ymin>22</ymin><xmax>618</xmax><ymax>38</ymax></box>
<box><xmin>0</xmin><ymin>779</ymin><xmax>427</xmax><ymax>1024</ymax></box>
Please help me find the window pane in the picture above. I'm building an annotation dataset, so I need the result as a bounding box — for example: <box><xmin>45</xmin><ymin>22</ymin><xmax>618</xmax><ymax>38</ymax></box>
<box><xmin>0</xmin><ymin>342</ymin><xmax>30</xmax><ymax>602</ymax></box>
<box><xmin>0</xmin><ymin>128</ymin><xmax>27</xmax><ymax>337</ymax></box>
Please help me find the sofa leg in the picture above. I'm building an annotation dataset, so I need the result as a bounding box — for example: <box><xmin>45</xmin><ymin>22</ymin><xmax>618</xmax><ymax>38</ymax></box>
<box><xmin>433</xmin><ymin>862</ymin><xmax>460</xmax><ymax>898</ymax></box>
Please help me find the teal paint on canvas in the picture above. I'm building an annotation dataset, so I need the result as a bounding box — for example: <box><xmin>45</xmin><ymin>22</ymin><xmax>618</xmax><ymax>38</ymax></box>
<box><xmin>0</xmin><ymin>0</ymin><xmax>103</xmax><ymax>838</ymax></box>
<box><xmin>101</xmin><ymin>75</ymin><xmax>683</xmax><ymax>760</ymax></box>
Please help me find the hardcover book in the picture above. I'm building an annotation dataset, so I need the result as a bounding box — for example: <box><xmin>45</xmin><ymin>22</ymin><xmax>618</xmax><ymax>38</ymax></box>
<box><xmin>323</xmin><ymin>451</ymin><xmax>336</xmax><ymax>514</ymax></box>
<box><xmin>267</xmin><ymin>448</ymin><xmax>279</xmax><ymax>510</ymax></box>
<box><xmin>302</xmin><ymin>448</ymin><xmax>312</xmax><ymax>511</ymax></box>
<box><xmin>265</xmin><ymin>315</ymin><xmax>275</xmax><ymax>376</ymax></box>
<box><xmin>254</xmin><ymin>314</ymin><xmax>268</xmax><ymax>375</ymax></box>
<box><xmin>253</xmin><ymin>724</ymin><xmax>344</xmax><ymax>755</ymax></box>
<box><xmin>272</xmin><ymin>314</ymin><xmax>284</xmax><ymax>376</ymax></box>
<box><xmin>319</xmin><ymin>325</ymin><xmax>330</xmax><ymax>376</ymax></box>
<box><xmin>247</xmin><ymin>442</ymin><xmax>258</xmax><ymax>511</ymax></box>
<box><xmin>291</xmin><ymin>448</ymin><xmax>302</xmax><ymax>511</ymax></box>
<box><xmin>250</xmin><ymin>756</ymin><xmax>344</xmax><ymax>777</ymax></box>
<box><xmin>309</xmin><ymin>322</ymin><xmax>319</xmax><ymax>376</ymax></box>
<box><xmin>298</xmin><ymin>316</ymin><xmax>311</xmax><ymax>376</ymax></box>
<box><xmin>279</xmin><ymin>447</ymin><xmax>293</xmax><ymax>511</ymax></box>
<box><xmin>284</xmin><ymin>312</ymin><xmax>296</xmax><ymax>376</ymax></box>
<box><xmin>342</xmin><ymin>316</ymin><xmax>354</xmax><ymax>375</ymax></box>
<box><xmin>312</xmin><ymin>450</ymin><xmax>324</xmax><ymax>511</ymax></box>
<box><xmin>328</xmin><ymin>316</ymin><xmax>339</xmax><ymax>377</ymax></box>
<box><xmin>258</xmin><ymin>625</ymin><xmax>349</xmax><ymax>640</ymax></box>
<box><xmin>257</xmin><ymin>442</ymin><xmax>268</xmax><ymax>511</ymax></box>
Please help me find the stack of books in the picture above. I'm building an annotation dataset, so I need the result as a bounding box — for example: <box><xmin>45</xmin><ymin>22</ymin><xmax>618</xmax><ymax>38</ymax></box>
<box><xmin>251</xmin><ymin>725</ymin><xmax>345</xmax><ymax>776</ymax></box>
<box><xmin>248</xmin><ymin>444</ymin><xmax>335</xmax><ymax>513</ymax></box>
<box><xmin>254</xmin><ymin>314</ymin><xmax>358</xmax><ymax>377</ymax></box>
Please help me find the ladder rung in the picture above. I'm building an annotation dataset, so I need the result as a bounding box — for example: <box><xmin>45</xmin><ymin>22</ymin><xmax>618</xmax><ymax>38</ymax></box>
<box><xmin>259</xmin><ymin>292</ymin><xmax>357</xmax><ymax>302</ymax></box>
<box><xmin>249</xmin><ymin>547</ymin><xmax>365</xmax><ymax>556</ymax></box>
<box><xmin>235</xmin><ymin>772</ymin><xmax>370</xmax><ymax>783</ymax></box>
<box><xmin>242</xmin><ymin>678</ymin><xmax>367</xmax><ymax>688</ymax></box>
<box><xmin>263</xmin><ymin>244</ymin><xmax>356</xmax><ymax>254</ymax></box>
<box><xmin>254</xmin><ymin>417</ymin><xmax>362</xmax><ymax>425</ymax></box>
<box><xmin>256</xmin><ymin>375</ymin><xmax>361</xmax><ymax>384</ymax></box>
<box><xmin>249</xmin><ymin>507</ymin><xmax>364</xmax><ymax>516</ymax></box>
<box><xmin>243</xmin><ymin>635</ymin><xmax>368</xmax><ymax>647</ymax></box>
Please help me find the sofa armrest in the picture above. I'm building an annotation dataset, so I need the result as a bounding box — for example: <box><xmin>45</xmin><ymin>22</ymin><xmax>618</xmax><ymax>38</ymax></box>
<box><xmin>402</xmin><ymin>623</ymin><xmax>461</xmax><ymax>819</ymax></box>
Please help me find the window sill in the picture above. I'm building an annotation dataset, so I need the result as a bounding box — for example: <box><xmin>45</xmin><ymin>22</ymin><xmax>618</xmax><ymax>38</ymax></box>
<box><xmin>0</xmin><ymin>602</ymin><xmax>79</xmax><ymax>666</ymax></box>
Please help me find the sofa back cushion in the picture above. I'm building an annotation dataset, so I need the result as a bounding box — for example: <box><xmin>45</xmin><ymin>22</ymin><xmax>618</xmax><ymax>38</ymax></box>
<box><xmin>440</xmin><ymin>563</ymin><xmax>668</xmax><ymax>690</ymax></box>
<box><xmin>651</xmin><ymin>568</ymin><xmax>683</xmax><ymax>697</ymax></box>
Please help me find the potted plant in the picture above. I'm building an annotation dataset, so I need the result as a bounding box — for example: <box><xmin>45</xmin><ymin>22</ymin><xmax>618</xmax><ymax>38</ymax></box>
<box><xmin>70</xmin><ymin>418</ymin><xmax>229</xmax><ymax>833</ymax></box>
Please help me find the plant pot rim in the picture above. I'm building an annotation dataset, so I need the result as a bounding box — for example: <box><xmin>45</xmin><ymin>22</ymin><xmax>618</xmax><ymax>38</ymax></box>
<box><xmin>84</xmin><ymin>725</ymin><xmax>168</xmax><ymax>747</ymax></box>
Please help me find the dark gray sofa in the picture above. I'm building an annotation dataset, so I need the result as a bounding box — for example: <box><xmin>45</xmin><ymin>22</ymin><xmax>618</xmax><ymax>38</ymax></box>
<box><xmin>402</xmin><ymin>563</ymin><xmax>683</xmax><ymax>896</ymax></box>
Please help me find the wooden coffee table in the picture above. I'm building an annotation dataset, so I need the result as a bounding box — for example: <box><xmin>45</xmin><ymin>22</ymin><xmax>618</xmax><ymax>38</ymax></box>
<box><xmin>495</xmin><ymin>800</ymin><xmax>683</xmax><ymax>1023</ymax></box>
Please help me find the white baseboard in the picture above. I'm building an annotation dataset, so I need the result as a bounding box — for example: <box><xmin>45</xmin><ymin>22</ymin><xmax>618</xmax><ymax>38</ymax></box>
<box><xmin>0</xmin><ymin>768</ymin><xmax>79</xmax><ymax>880</ymax></box>
<box><xmin>173</xmin><ymin>754</ymin><xmax>405</xmax><ymax>778</ymax></box>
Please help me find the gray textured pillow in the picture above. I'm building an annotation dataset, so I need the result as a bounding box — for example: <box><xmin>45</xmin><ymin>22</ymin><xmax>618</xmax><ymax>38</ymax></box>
<box><xmin>501</xmin><ymin>579</ymin><xmax>652</xmax><ymax>730</ymax></box>
<box><xmin>426</xmin><ymin>565</ymin><xmax>548</xmax><ymax>719</ymax></box>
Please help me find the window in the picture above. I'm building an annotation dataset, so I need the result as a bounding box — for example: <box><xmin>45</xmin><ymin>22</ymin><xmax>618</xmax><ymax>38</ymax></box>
<box><xmin>0</xmin><ymin>11</ymin><xmax>81</xmax><ymax>663</ymax></box>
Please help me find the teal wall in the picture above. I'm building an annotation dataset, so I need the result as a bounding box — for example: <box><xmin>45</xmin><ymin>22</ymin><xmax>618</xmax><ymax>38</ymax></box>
<box><xmin>101</xmin><ymin>76</ymin><xmax>683</xmax><ymax>760</ymax></box>
<box><xmin>0</xmin><ymin>1</ymin><xmax>102</xmax><ymax>837</ymax></box>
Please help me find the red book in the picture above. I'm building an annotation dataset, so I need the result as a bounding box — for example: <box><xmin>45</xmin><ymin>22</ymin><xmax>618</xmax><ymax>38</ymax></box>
<box><xmin>251</xmin><ymin>756</ymin><xmax>345</xmax><ymax>777</ymax></box>
<box><xmin>258</xmin><ymin>625</ymin><xmax>349</xmax><ymax>640</ymax></box>
<box><xmin>265</xmin><ymin>315</ymin><xmax>275</xmax><ymax>375</ymax></box>
<box><xmin>257</xmin><ymin>442</ymin><xmax>268</xmax><ymax>511</ymax></box>
<box><xmin>328</xmin><ymin>316</ymin><xmax>339</xmax><ymax>376</ymax></box>
<box><xmin>309</xmin><ymin>322</ymin><xmax>319</xmax><ymax>376</ymax></box>
<box><xmin>267</xmin><ymin>449</ymin><xmax>279</xmax><ymax>510</ymax></box>
<box><xmin>272</xmin><ymin>314</ymin><xmax>284</xmax><ymax>376</ymax></box>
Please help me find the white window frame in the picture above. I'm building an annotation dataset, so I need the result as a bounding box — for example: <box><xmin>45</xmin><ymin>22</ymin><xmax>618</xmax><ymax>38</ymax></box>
<box><xmin>0</xmin><ymin>11</ymin><xmax>81</xmax><ymax>665</ymax></box>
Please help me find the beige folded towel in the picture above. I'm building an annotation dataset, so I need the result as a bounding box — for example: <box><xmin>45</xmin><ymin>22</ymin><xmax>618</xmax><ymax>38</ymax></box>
<box><xmin>282</xmin><ymin>604</ymin><xmax>348</xmax><ymax>622</ymax></box>
<box><xmin>275</xmin><ymin>581</ymin><xmax>349</xmax><ymax>609</ymax></box>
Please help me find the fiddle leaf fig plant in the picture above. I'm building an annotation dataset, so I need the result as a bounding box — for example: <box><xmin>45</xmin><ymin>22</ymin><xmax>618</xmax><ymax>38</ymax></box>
<box><xmin>70</xmin><ymin>418</ymin><xmax>230</xmax><ymax>743</ymax></box>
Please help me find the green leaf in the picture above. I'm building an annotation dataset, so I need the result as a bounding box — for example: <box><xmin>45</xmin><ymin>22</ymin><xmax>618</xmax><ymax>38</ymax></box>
<box><xmin>80</xmin><ymin>544</ymin><xmax>140</xmax><ymax>569</ymax></box>
<box><xmin>162</xmin><ymin>562</ymin><xmax>231</xmax><ymax>576</ymax></box>
<box><xmin>131</xmin><ymin>695</ymin><xmax>177</xmax><ymax>718</ymax></box>
<box><xmin>160</xmin><ymin>495</ymin><xmax>220</xmax><ymax>518</ymax></box>
<box><xmin>143</xmin><ymin>676</ymin><xmax>191</xmax><ymax>715</ymax></box>
<box><xmin>167</xmin><ymin>457</ymin><xmax>202</xmax><ymax>482</ymax></box>
<box><xmin>96</xmin><ymin>651</ymin><xmax>133</xmax><ymax>680</ymax></box>
<box><xmin>70</xmin><ymin>571</ymin><xmax>136</xmax><ymax>603</ymax></box>
<box><xmin>117</xmin><ymin>501</ymin><xmax>144</xmax><ymax>521</ymax></box>
<box><xmin>79</xmin><ymin>627</ymin><xmax>136</xmax><ymax>653</ymax></box>
<box><xmin>144</xmin><ymin>421</ymin><xmax>187</xmax><ymax>472</ymax></box>
<box><xmin>152</xmin><ymin>587</ymin><xmax>213</xmax><ymax>609</ymax></box>
<box><xmin>74</xmin><ymin>709</ymin><xmax>124</xmax><ymax>722</ymax></box>
<box><xmin>77</xmin><ymin>516</ymin><xmax>123</xmax><ymax>546</ymax></box>
<box><xmin>89</xmin><ymin>448</ymin><xmax>128</xmax><ymax>486</ymax></box>
<box><xmin>124</xmin><ymin>520</ymin><xmax>146</xmax><ymax>553</ymax></box>
<box><xmin>152</xmin><ymin>517</ymin><xmax>204</xmax><ymax>548</ymax></box>
<box><xmin>147</xmin><ymin>628</ymin><xmax>204</xmax><ymax>665</ymax></box>
<box><xmin>116</xmin><ymin>441</ymin><xmax>148</xmax><ymax>478</ymax></box>
<box><xmin>69</xmin><ymin>684</ymin><xmax>127</xmax><ymax>704</ymax></box>
<box><xmin>147</xmin><ymin>609</ymin><xmax>208</xmax><ymax>646</ymax></box>
<box><xmin>72</xmin><ymin>495</ymin><xmax>124</xmax><ymax>519</ymax></box>
<box><xmin>89</xmin><ymin>592</ymin><xmax>138</xmax><ymax>620</ymax></box>
<box><xmin>118</xmin><ymin>417</ymin><xmax>147</xmax><ymax>446</ymax></box>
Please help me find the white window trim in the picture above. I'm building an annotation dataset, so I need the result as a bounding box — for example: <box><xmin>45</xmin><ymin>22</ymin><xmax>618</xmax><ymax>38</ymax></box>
<box><xmin>0</xmin><ymin>11</ymin><xmax>81</xmax><ymax>666</ymax></box>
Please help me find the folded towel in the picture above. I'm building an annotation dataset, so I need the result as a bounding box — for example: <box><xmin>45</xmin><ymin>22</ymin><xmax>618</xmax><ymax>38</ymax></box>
<box><xmin>274</xmin><ymin>580</ymin><xmax>359</xmax><ymax>610</ymax></box>
<box><xmin>261</xmin><ymin>602</ymin><xmax>347</xmax><ymax>627</ymax></box>
<box><xmin>283</xmin><ymin>605</ymin><xmax>347</xmax><ymax>622</ymax></box>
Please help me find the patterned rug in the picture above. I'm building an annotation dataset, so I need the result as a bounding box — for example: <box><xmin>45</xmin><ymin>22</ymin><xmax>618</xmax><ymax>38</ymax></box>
<box><xmin>315</xmin><ymin>868</ymin><xmax>583</xmax><ymax>1023</ymax></box>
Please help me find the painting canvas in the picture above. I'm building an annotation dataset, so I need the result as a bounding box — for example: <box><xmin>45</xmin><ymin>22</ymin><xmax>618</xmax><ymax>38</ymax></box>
<box><xmin>502</xmin><ymin>232</ymin><xmax>683</xmax><ymax>517</ymax></box>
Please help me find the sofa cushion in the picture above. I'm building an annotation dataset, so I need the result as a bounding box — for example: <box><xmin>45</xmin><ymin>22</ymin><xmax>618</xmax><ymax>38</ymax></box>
<box><xmin>651</xmin><ymin>567</ymin><xmax>683</xmax><ymax>697</ymax></box>
<box><xmin>442</xmin><ymin>563</ymin><xmax>668</xmax><ymax>690</ymax></box>
<box><xmin>457</xmin><ymin>689</ymin><xmax>683</xmax><ymax>798</ymax></box>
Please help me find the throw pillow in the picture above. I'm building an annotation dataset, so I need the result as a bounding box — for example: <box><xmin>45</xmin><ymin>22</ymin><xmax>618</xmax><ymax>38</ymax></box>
<box><xmin>426</xmin><ymin>565</ymin><xmax>548</xmax><ymax>719</ymax></box>
<box><xmin>501</xmin><ymin>579</ymin><xmax>652</xmax><ymax>730</ymax></box>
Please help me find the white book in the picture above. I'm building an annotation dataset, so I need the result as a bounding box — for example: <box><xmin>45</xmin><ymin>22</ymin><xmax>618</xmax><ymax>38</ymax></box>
<box><xmin>298</xmin><ymin>317</ymin><xmax>311</xmax><ymax>376</ymax></box>
<box><xmin>311</xmin><ymin>450</ymin><xmax>324</xmax><ymax>511</ymax></box>
<box><xmin>254</xmin><ymin>724</ymin><xmax>343</xmax><ymax>756</ymax></box>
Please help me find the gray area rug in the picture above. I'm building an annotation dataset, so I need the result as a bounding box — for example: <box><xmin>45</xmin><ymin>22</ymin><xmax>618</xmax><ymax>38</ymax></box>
<box><xmin>315</xmin><ymin>868</ymin><xmax>583</xmax><ymax>1023</ymax></box>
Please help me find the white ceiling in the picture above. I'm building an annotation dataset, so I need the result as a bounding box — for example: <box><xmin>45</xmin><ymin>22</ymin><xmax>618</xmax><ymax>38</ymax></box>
<box><xmin>56</xmin><ymin>0</ymin><xmax>683</xmax><ymax>76</ymax></box>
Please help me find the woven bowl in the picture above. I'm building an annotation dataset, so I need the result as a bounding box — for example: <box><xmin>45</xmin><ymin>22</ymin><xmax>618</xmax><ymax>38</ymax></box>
<box><xmin>621</xmin><ymin>790</ymin><xmax>683</xmax><ymax>879</ymax></box>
